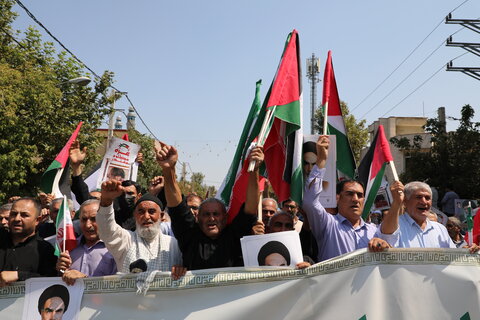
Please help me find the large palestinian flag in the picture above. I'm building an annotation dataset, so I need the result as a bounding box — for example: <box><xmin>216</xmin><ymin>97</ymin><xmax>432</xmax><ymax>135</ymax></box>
<box><xmin>261</xmin><ymin>29</ymin><xmax>303</xmax><ymax>205</ymax></box>
<box><xmin>322</xmin><ymin>50</ymin><xmax>356</xmax><ymax>180</ymax></box>
<box><xmin>40</xmin><ymin>122</ymin><xmax>83</xmax><ymax>197</ymax></box>
<box><xmin>357</xmin><ymin>124</ymin><xmax>393</xmax><ymax>219</ymax></box>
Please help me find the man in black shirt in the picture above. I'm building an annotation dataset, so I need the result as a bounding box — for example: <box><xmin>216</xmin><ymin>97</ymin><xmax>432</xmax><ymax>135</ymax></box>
<box><xmin>0</xmin><ymin>198</ymin><xmax>57</xmax><ymax>285</ymax></box>
<box><xmin>155</xmin><ymin>142</ymin><xmax>262</xmax><ymax>270</ymax></box>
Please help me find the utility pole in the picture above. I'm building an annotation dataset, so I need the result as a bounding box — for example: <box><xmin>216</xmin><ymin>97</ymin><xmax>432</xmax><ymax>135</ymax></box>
<box><xmin>445</xmin><ymin>14</ymin><xmax>480</xmax><ymax>81</ymax></box>
<box><xmin>306</xmin><ymin>53</ymin><xmax>321</xmax><ymax>134</ymax></box>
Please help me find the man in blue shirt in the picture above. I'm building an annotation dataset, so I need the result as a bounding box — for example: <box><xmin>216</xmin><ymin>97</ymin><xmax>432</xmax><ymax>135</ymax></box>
<box><xmin>378</xmin><ymin>181</ymin><xmax>479</xmax><ymax>253</ymax></box>
<box><xmin>302</xmin><ymin>135</ymin><xmax>389</xmax><ymax>261</ymax></box>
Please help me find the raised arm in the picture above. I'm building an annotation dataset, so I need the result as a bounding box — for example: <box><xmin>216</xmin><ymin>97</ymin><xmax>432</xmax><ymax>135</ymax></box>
<box><xmin>245</xmin><ymin>146</ymin><xmax>264</xmax><ymax>215</ymax></box>
<box><xmin>155</xmin><ymin>142</ymin><xmax>182</xmax><ymax>207</ymax></box>
<box><xmin>96</xmin><ymin>180</ymin><xmax>131</xmax><ymax>264</ymax></box>
<box><xmin>380</xmin><ymin>180</ymin><xmax>404</xmax><ymax>235</ymax></box>
<box><xmin>69</xmin><ymin>140</ymin><xmax>90</xmax><ymax>204</ymax></box>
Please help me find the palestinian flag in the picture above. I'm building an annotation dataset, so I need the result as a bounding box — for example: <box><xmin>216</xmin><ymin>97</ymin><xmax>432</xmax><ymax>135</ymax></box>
<box><xmin>357</xmin><ymin>125</ymin><xmax>393</xmax><ymax>219</ymax></box>
<box><xmin>217</xmin><ymin>80</ymin><xmax>266</xmax><ymax>223</ymax></box>
<box><xmin>261</xmin><ymin>29</ymin><xmax>303</xmax><ymax>204</ymax></box>
<box><xmin>40</xmin><ymin>122</ymin><xmax>83</xmax><ymax>197</ymax></box>
<box><xmin>322</xmin><ymin>50</ymin><xmax>356</xmax><ymax>179</ymax></box>
<box><xmin>54</xmin><ymin>195</ymin><xmax>77</xmax><ymax>256</ymax></box>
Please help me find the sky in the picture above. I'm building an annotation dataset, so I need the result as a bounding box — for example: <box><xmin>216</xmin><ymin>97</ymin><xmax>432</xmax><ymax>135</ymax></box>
<box><xmin>11</xmin><ymin>0</ymin><xmax>480</xmax><ymax>188</ymax></box>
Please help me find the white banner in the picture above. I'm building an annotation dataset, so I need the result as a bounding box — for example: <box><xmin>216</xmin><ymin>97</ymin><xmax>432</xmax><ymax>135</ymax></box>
<box><xmin>1</xmin><ymin>249</ymin><xmax>479</xmax><ymax>320</ymax></box>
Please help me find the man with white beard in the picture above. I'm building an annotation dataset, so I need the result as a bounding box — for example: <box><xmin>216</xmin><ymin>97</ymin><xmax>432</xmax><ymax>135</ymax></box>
<box><xmin>96</xmin><ymin>180</ymin><xmax>185</xmax><ymax>279</ymax></box>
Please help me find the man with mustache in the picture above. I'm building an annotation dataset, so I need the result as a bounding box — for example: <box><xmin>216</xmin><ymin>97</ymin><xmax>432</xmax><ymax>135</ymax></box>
<box><xmin>0</xmin><ymin>198</ymin><xmax>57</xmax><ymax>286</ymax></box>
<box><xmin>302</xmin><ymin>135</ymin><xmax>391</xmax><ymax>261</ymax></box>
<box><xmin>96</xmin><ymin>181</ymin><xmax>184</xmax><ymax>279</ymax></box>
<box><xmin>56</xmin><ymin>199</ymin><xmax>117</xmax><ymax>285</ymax></box>
<box><xmin>155</xmin><ymin>142</ymin><xmax>260</xmax><ymax>270</ymax></box>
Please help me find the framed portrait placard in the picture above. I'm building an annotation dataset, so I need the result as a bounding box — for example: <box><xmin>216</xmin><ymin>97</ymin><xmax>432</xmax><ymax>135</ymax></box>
<box><xmin>241</xmin><ymin>231</ymin><xmax>303</xmax><ymax>268</ymax></box>
<box><xmin>303</xmin><ymin>134</ymin><xmax>337</xmax><ymax>208</ymax></box>
<box><xmin>22</xmin><ymin>278</ymin><xmax>84</xmax><ymax>320</ymax></box>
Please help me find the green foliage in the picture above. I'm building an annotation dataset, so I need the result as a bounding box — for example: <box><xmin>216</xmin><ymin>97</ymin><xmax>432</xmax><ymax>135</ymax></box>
<box><xmin>313</xmin><ymin>101</ymin><xmax>368</xmax><ymax>163</ymax></box>
<box><xmin>126</xmin><ymin>129</ymin><xmax>163</xmax><ymax>189</ymax></box>
<box><xmin>0</xmin><ymin>1</ymin><xmax>113</xmax><ymax>202</ymax></box>
<box><xmin>391</xmin><ymin>105</ymin><xmax>480</xmax><ymax>199</ymax></box>
<box><xmin>178</xmin><ymin>171</ymin><xmax>217</xmax><ymax>199</ymax></box>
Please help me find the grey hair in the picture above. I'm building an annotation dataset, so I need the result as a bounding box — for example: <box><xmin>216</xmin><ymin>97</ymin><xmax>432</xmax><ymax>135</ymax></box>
<box><xmin>199</xmin><ymin>198</ymin><xmax>227</xmax><ymax>214</ymax></box>
<box><xmin>448</xmin><ymin>216</ymin><xmax>462</xmax><ymax>228</ymax></box>
<box><xmin>268</xmin><ymin>212</ymin><xmax>293</xmax><ymax>227</ymax></box>
<box><xmin>79</xmin><ymin>199</ymin><xmax>100</xmax><ymax>215</ymax></box>
<box><xmin>0</xmin><ymin>203</ymin><xmax>13</xmax><ymax>212</ymax></box>
<box><xmin>262</xmin><ymin>198</ymin><xmax>278</xmax><ymax>210</ymax></box>
<box><xmin>50</xmin><ymin>198</ymin><xmax>74</xmax><ymax>212</ymax></box>
<box><xmin>404</xmin><ymin>181</ymin><xmax>432</xmax><ymax>200</ymax></box>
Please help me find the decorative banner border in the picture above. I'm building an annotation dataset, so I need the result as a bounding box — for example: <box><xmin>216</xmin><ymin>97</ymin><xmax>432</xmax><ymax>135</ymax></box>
<box><xmin>2</xmin><ymin>248</ymin><xmax>479</xmax><ymax>299</ymax></box>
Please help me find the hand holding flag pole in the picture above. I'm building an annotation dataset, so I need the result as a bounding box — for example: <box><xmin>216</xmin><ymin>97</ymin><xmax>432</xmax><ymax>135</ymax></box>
<box><xmin>247</xmin><ymin>107</ymin><xmax>276</xmax><ymax>172</ymax></box>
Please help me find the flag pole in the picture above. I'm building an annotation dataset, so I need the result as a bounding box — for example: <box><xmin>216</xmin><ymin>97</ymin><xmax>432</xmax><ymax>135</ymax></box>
<box><xmin>466</xmin><ymin>201</ymin><xmax>473</xmax><ymax>246</ymax></box>
<box><xmin>63</xmin><ymin>196</ymin><xmax>66</xmax><ymax>253</ymax></box>
<box><xmin>322</xmin><ymin>101</ymin><xmax>329</xmax><ymax>135</ymax></box>
<box><xmin>258</xmin><ymin>193</ymin><xmax>263</xmax><ymax>222</ymax></box>
<box><xmin>389</xmin><ymin>161</ymin><xmax>399</xmax><ymax>181</ymax></box>
<box><xmin>247</xmin><ymin>107</ymin><xmax>276</xmax><ymax>172</ymax></box>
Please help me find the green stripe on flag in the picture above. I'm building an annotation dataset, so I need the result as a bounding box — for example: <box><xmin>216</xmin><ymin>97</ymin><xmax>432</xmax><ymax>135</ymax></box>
<box><xmin>328</xmin><ymin>124</ymin><xmax>356</xmax><ymax>178</ymax></box>
<box><xmin>273</xmin><ymin>100</ymin><xmax>301</xmax><ymax>128</ymax></box>
<box><xmin>362</xmin><ymin>162</ymin><xmax>386</xmax><ymax>219</ymax></box>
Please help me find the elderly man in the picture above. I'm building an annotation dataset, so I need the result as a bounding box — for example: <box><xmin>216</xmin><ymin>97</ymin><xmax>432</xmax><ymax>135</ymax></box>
<box><xmin>96</xmin><ymin>181</ymin><xmax>183</xmax><ymax>278</ymax></box>
<box><xmin>262</xmin><ymin>198</ymin><xmax>278</xmax><ymax>226</ymax></box>
<box><xmin>377</xmin><ymin>181</ymin><xmax>478</xmax><ymax>253</ymax></box>
<box><xmin>302</xmin><ymin>135</ymin><xmax>390</xmax><ymax>262</ymax></box>
<box><xmin>56</xmin><ymin>199</ymin><xmax>117</xmax><ymax>285</ymax></box>
<box><xmin>446</xmin><ymin>217</ymin><xmax>467</xmax><ymax>248</ymax></box>
<box><xmin>155</xmin><ymin>142</ymin><xmax>259</xmax><ymax>270</ymax></box>
<box><xmin>0</xmin><ymin>198</ymin><xmax>57</xmax><ymax>285</ymax></box>
<box><xmin>0</xmin><ymin>203</ymin><xmax>12</xmax><ymax>231</ymax></box>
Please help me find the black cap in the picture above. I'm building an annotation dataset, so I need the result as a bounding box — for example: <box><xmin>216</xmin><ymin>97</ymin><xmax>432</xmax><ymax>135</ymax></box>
<box><xmin>133</xmin><ymin>193</ymin><xmax>164</xmax><ymax>211</ymax></box>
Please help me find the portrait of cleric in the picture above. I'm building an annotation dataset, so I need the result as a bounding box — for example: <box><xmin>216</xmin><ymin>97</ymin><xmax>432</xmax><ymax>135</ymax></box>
<box><xmin>303</xmin><ymin>140</ymin><xmax>329</xmax><ymax>192</ymax></box>
<box><xmin>37</xmin><ymin>284</ymin><xmax>69</xmax><ymax>320</ymax></box>
<box><xmin>257</xmin><ymin>241</ymin><xmax>292</xmax><ymax>267</ymax></box>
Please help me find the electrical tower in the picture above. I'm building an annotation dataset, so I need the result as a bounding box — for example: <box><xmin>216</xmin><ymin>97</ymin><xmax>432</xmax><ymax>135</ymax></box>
<box><xmin>306</xmin><ymin>53</ymin><xmax>321</xmax><ymax>134</ymax></box>
<box><xmin>445</xmin><ymin>13</ymin><xmax>480</xmax><ymax>81</ymax></box>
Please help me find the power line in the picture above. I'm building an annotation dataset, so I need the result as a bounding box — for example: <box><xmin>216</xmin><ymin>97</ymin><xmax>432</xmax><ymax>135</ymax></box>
<box><xmin>13</xmin><ymin>0</ymin><xmax>160</xmax><ymax>142</ymax></box>
<box><xmin>379</xmin><ymin>51</ymin><xmax>469</xmax><ymax>118</ymax></box>
<box><xmin>359</xmin><ymin>40</ymin><xmax>446</xmax><ymax>120</ymax></box>
<box><xmin>351</xmin><ymin>0</ymin><xmax>471</xmax><ymax>112</ymax></box>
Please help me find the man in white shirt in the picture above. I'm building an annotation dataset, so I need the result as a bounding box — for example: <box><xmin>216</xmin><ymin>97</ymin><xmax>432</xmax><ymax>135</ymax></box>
<box><xmin>96</xmin><ymin>180</ymin><xmax>185</xmax><ymax>279</ymax></box>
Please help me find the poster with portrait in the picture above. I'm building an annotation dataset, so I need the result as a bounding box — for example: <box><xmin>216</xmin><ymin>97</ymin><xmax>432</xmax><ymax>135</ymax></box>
<box><xmin>240</xmin><ymin>231</ymin><xmax>303</xmax><ymax>268</ymax></box>
<box><xmin>96</xmin><ymin>137</ymin><xmax>140</xmax><ymax>189</ymax></box>
<box><xmin>303</xmin><ymin>134</ymin><xmax>337</xmax><ymax>208</ymax></box>
<box><xmin>372</xmin><ymin>176</ymin><xmax>393</xmax><ymax>211</ymax></box>
<box><xmin>22</xmin><ymin>278</ymin><xmax>84</xmax><ymax>320</ymax></box>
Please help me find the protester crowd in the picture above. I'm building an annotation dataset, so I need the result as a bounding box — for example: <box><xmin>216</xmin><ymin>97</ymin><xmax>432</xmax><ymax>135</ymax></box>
<box><xmin>1</xmin><ymin>136</ymin><xmax>479</xmax><ymax>289</ymax></box>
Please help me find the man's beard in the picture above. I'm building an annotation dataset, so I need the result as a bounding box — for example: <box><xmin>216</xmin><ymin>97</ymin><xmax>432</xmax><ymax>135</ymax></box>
<box><xmin>136</xmin><ymin>221</ymin><xmax>160</xmax><ymax>242</ymax></box>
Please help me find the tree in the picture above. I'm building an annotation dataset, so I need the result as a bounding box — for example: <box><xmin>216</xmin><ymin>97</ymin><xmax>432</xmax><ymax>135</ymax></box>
<box><xmin>391</xmin><ymin>104</ymin><xmax>480</xmax><ymax>199</ymax></box>
<box><xmin>178</xmin><ymin>172</ymin><xmax>217</xmax><ymax>199</ymax></box>
<box><xmin>313</xmin><ymin>101</ymin><xmax>368</xmax><ymax>163</ymax></box>
<box><xmin>0</xmin><ymin>0</ymin><xmax>114</xmax><ymax>202</ymax></box>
